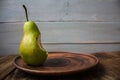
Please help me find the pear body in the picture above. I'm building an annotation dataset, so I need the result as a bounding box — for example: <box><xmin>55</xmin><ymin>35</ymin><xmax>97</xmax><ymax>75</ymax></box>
<box><xmin>19</xmin><ymin>21</ymin><xmax>48</xmax><ymax>66</ymax></box>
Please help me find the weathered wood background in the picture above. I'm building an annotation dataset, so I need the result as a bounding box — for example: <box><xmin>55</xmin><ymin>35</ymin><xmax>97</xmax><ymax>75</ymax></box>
<box><xmin>0</xmin><ymin>0</ymin><xmax>120</xmax><ymax>55</ymax></box>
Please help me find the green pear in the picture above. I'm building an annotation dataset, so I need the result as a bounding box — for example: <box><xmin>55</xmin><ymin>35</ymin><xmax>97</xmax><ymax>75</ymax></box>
<box><xmin>19</xmin><ymin>5</ymin><xmax>48</xmax><ymax>66</ymax></box>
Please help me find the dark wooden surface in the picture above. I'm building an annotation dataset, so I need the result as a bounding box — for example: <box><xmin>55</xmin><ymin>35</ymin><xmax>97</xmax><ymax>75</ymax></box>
<box><xmin>0</xmin><ymin>51</ymin><xmax>120</xmax><ymax>80</ymax></box>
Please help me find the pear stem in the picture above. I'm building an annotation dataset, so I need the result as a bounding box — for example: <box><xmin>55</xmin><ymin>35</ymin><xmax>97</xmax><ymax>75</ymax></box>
<box><xmin>23</xmin><ymin>5</ymin><xmax>29</xmax><ymax>21</ymax></box>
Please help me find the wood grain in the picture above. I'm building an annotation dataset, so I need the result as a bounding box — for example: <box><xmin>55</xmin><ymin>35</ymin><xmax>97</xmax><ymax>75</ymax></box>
<box><xmin>2</xmin><ymin>51</ymin><xmax>120</xmax><ymax>80</ymax></box>
<box><xmin>0</xmin><ymin>55</ymin><xmax>16</xmax><ymax>80</ymax></box>
<box><xmin>0</xmin><ymin>0</ymin><xmax>120</xmax><ymax>55</ymax></box>
<box><xmin>0</xmin><ymin>0</ymin><xmax>120</xmax><ymax>22</ymax></box>
<box><xmin>0</xmin><ymin>22</ymin><xmax>120</xmax><ymax>55</ymax></box>
<box><xmin>0</xmin><ymin>22</ymin><xmax>120</xmax><ymax>44</ymax></box>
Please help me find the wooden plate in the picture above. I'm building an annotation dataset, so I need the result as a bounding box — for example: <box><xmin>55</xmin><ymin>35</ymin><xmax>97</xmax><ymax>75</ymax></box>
<box><xmin>13</xmin><ymin>52</ymin><xmax>99</xmax><ymax>76</ymax></box>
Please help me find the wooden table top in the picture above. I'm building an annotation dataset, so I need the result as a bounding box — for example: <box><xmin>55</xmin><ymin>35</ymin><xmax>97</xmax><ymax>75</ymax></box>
<box><xmin>0</xmin><ymin>51</ymin><xmax>120</xmax><ymax>80</ymax></box>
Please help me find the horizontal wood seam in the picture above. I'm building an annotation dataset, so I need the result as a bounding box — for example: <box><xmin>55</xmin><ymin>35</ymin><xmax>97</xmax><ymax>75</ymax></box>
<box><xmin>43</xmin><ymin>42</ymin><xmax>120</xmax><ymax>44</ymax></box>
<box><xmin>0</xmin><ymin>20</ymin><xmax>120</xmax><ymax>23</ymax></box>
<box><xmin>10</xmin><ymin>41</ymin><xmax>120</xmax><ymax>45</ymax></box>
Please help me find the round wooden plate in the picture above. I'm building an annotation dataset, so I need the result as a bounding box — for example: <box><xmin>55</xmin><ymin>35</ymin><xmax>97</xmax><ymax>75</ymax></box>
<box><xmin>13</xmin><ymin>52</ymin><xmax>99</xmax><ymax>76</ymax></box>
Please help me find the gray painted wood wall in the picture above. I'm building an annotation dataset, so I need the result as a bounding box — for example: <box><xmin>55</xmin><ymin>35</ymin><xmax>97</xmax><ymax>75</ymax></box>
<box><xmin>0</xmin><ymin>0</ymin><xmax>120</xmax><ymax>55</ymax></box>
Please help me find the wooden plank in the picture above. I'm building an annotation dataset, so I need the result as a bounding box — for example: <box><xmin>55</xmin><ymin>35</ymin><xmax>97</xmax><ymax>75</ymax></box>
<box><xmin>0</xmin><ymin>56</ymin><xmax>16</xmax><ymax>80</ymax></box>
<box><xmin>0</xmin><ymin>43</ymin><xmax>120</xmax><ymax>55</ymax></box>
<box><xmin>4</xmin><ymin>51</ymin><xmax>120</xmax><ymax>80</ymax></box>
<box><xmin>0</xmin><ymin>22</ymin><xmax>120</xmax><ymax>44</ymax></box>
<box><xmin>32</xmin><ymin>44</ymin><xmax>120</xmax><ymax>53</ymax></box>
<box><xmin>0</xmin><ymin>0</ymin><xmax>120</xmax><ymax>22</ymax></box>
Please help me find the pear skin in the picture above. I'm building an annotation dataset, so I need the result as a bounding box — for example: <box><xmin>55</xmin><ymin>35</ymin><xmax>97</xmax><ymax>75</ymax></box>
<box><xmin>19</xmin><ymin>5</ymin><xmax>48</xmax><ymax>66</ymax></box>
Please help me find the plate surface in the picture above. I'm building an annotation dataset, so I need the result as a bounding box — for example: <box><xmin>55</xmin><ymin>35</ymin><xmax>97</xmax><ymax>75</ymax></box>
<box><xmin>13</xmin><ymin>52</ymin><xmax>99</xmax><ymax>75</ymax></box>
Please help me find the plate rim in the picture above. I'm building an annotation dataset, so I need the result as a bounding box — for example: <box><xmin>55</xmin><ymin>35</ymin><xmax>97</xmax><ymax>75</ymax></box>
<box><xmin>13</xmin><ymin>52</ymin><xmax>99</xmax><ymax>75</ymax></box>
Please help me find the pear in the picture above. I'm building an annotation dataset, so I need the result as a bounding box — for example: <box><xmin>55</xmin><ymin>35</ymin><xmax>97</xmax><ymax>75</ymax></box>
<box><xmin>19</xmin><ymin>5</ymin><xmax>48</xmax><ymax>66</ymax></box>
